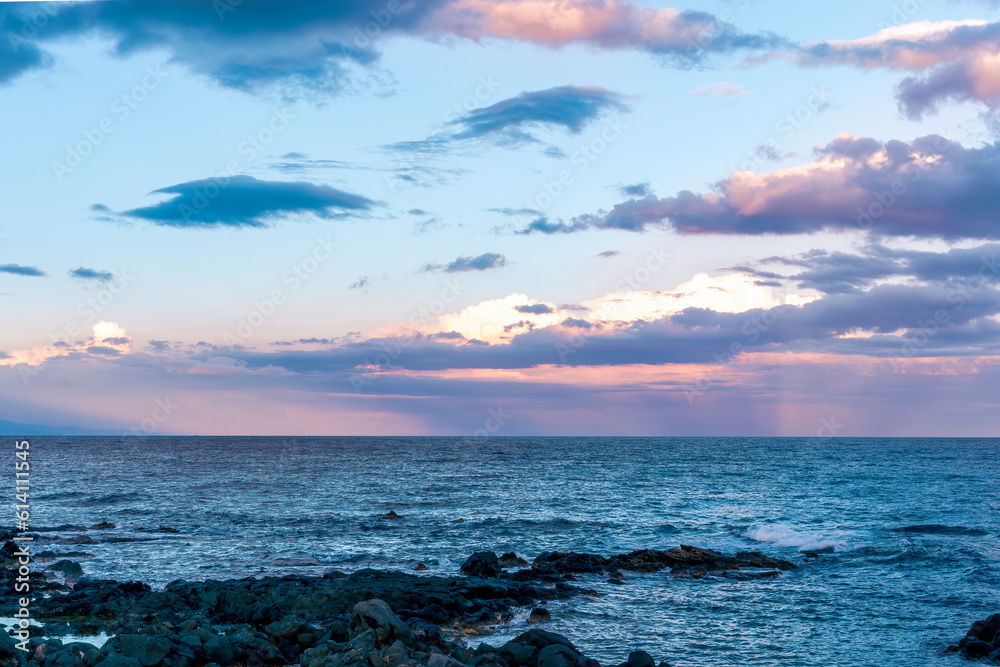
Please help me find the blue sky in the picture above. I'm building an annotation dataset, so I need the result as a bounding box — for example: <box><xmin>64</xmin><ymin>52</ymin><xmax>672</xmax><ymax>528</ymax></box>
<box><xmin>2</xmin><ymin>0</ymin><xmax>1000</xmax><ymax>436</ymax></box>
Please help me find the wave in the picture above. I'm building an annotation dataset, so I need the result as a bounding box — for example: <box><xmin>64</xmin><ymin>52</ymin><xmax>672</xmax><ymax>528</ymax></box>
<box><xmin>889</xmin><ymin>524</ymin><xmax>989</xmax><ymax>536</ymax></box>
<box><xmin>741</xmin><ymin>524</ymin><xmax>848</xmax><ymax>552</ymax></box>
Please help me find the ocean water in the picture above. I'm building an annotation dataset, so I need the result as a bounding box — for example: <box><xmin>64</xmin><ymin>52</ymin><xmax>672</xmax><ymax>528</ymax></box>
<box><xmin>5</xmin><ymin>437</ymin><xmax>999</xmax><ymax>666</ymax></box>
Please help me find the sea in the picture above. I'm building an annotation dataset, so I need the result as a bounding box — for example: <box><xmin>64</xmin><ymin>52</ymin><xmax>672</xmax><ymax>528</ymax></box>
<box><xmin>4</xmin><ymin>437</ymin><xmax>999</xmax><ymax>667</ymax></box>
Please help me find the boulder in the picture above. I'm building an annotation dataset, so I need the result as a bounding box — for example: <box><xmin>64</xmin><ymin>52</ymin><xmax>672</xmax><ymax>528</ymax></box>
<box><xmin>349</xmin><ymin>599</ymin><xmax>414</xmax><ymax>648</ymax></box>
<box><xmin>527</xmin><ymin>608</ymin><xmax>551</xmax><ymax>624</ymax></box>
<box><xmin>627</xmin><ymin>652</ymin><xmax>654</xmax><ymax>667</ymax></box>
<box><xmin>538</xmin><ymin>645</ymin><xmax>581</xmax><ymax>667</ymax></box>
<box><xmin>460</xmin><ymin>553</ymin><xmax>502</xmax><ymax>578</ymax></box>
<box><xmin>117</xmin><ymin>635</ymin><xmax>172</xmax><ymax>667</ymax></box>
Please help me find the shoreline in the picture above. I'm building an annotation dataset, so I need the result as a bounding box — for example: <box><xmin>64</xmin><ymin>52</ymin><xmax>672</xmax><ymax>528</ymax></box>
<box><xmin>1</xmin><ymin>543</ymin><xmax>800</xmax><ymax>667</ymax></box>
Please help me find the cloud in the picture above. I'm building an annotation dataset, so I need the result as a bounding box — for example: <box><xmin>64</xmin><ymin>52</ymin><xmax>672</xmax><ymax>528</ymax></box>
<box><xmin>741</xmin><ymin>243</ymin><xmax>1000</xmax><ymax>295</ymax></box>
<box><xmin>515</xmin><ymin>303</ymin><xmax>554</xmax><ymax>314</ymax></box>
<box><xmin>422</xmin><ymin>252</ymin><xmax>509</xmax><ymax>273</ymax></box>
<box><xmin>0</xmin><ymin>264</ymin><xmax>45</xmax><ymax>277</ymax></box>
<box><xmin>69</xmin><ymin>267</ymin><xmax>114</xmax><ymax>283</ymax></box>
<box><xmin>425</xmin><ymin>0</ymin><xmax>788</xmax><ymax>64</ymax></box>
<box><xmin>618</xmin><ymin>182</ymin><xmax>651</xmax><ymax>197</ymax></box>
<box><xmin>597</xmin><ymin>250</ymin><xmax>621</xmax><ymax>257</ymax></box>
<box><xmin>520</xmin><ymin>133</ymin><xmax>1000</xmax><ymax>239</ymax></box>
<box><xmin>689</xmin><ymin>81</ymin><xmax>748</xmax><ymax>97</ymax></box>
<box><xmin>116</xmin><ymin>175</ymin><xmax>374</xmax><ymax>228</ymax></box>
<box><xmin>2</xmin><ymin>1</ymin><xmax>787</xmax><ymax>96</ymax></box>
<box><xmin>389</xmin><ymin>85</ymin><xmax>628</xmax><ymax>152</ymax></box>
<box><xmin>349</xmin><ymin>276</ymin><xmax>370</xmax><ymax>290</ymax></box>
<box><xmin>785</xmin><ymin>20</ymin><xmax>1000</xmax><ymax>118</ymax></box>
<box><xmin>0</xmin><ymin>0</ymin><xmax>443</xmax><ymax>94</ymax></box>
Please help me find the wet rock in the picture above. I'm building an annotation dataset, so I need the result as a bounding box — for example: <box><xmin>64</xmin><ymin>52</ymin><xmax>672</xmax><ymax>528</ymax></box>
<box><xmin>89</xmin><ymin>523</ymin><xmax>116</xmax><ymax>530</ymax></box>
<box><xmin>961</xmin><ymin>639</ymin><xmax>995</xmax><ymax>658</ymax></box>
<box><xmin>538</xmin><ymin>644</ymin><xmax>581</xmax><ymax>667</ymax></box>
<box><xmin>47</xmin><ymin>561</ymin><xmax>84</xmax><ymax>577</ymax></box>
<box><xmin>0</xmin><ymin>629</ymin><xmax>27</xmax><ymax>667</ymax></box>
<box><xmin>116</xmin><ymin>634</ymin><xmax>172</xmax><ymax>667</ymax></box>
<box><xmin>380</xmin><ymin>511</ymin><xmax>403</xmax><ymax>520</ymax></box>
<box><xmin>498</xmin><ymin>553</ymin><xmax>529</xmax><ymax>569</ymax></box>
<box><xmin>414</xmin><ymin>564</ymin><xmax>429</xmax><ymax>571</ymax></box>
<box><xmin>349</xmin><ymin>599</ymin><xmax>414</xmax><ymax>648</ymax></box>
<box><xmin>527</xmin><ymin>608</ymin><xmax>550</xmax><ymax>624</ymax></box>
<box><xmin>499</xmin><ymin>643</ymin><xmax>537</xmax><ymax>667</ymax></box>
<box><xmin>627</xmin><ymin>651</ymin><xmax>654</xmax><ymax>667</ymax></box>
<box><xmin>95</xmin><ymin>655</ymin><xmax>141</xmax><ymax>667</ymax></box>
<box><xmin>460</xmin><ymin>552</ymin><xmax>502</xmax><ymax>578</ymax></box>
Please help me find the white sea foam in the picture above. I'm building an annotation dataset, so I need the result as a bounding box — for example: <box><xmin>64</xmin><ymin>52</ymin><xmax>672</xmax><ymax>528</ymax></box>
<box><xmin>741</xmin><ymin>524</ymin><xmax>849</xmax><ymax>552</ymax></box>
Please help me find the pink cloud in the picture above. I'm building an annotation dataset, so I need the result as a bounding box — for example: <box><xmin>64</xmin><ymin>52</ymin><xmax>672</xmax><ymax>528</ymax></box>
<box><xmin>786</xmin><ymin>20</ymin><xmax>1000</xmax><ymax>117</ymax></box>
<box><xmin>423</xmin><ymin>0</ymin><xmax>785</xmax><ymax>60</ymax></box>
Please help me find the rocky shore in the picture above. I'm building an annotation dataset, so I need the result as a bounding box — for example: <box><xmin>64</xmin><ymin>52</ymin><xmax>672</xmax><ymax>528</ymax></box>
<box><xmin>1</xmin><ymin>535</ymin><xmax>802</xmax><ymax>667</ymax></box>
<box><xmin>948</xmin><ymin>613</ymin><xmax>1000</xmax><ymax>662</ymax></box>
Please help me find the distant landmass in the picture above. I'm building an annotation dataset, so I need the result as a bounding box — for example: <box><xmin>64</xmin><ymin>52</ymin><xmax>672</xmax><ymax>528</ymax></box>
<box><xmin>0</xmin><ymin>419</ymin><xmax>111</xmax><ymax>436</ymax></box>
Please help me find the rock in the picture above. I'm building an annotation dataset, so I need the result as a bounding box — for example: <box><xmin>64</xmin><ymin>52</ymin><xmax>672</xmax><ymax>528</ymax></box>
<box><xmin>0</xmin><ymin>629</ymin><xmax>27</xmax><ymax>667</ymax></box>
<box><xmin>989</xmin><ymin>648</ymin><xmax>1000</xmax><ymax>663</ymax></box>
<box><xmin>961</xmin><ymin>640</ymin><xmax>995</xmax><ymax>658</ymax></box>
<box><xmin>89</xmin><ymin>522</ymin><xmax>116</xmax><ymax>530</ymax></box>
<box><xmin>264</xmin><ymin>615</ymin><xmax>303</xmax><ymax>640</ymax></box>
<box><xmin>349</xmin><ymin>599</ymin><xmax>414</xmax><ymax>648</ymax></box>
<box><xmin>607</xmin><ymin>578</ymin><xmax>624</xmax><ymax>585</ymax></box>
<box><xmin>428</xmin><ymin>654</ymin><xmax>466</xmax><ymax>667</ymax></box>
<box><xmin>380</xmin><ymin>511</ymin><xmax>403</xmax><ymax>520</ymax></box>
<box><xmin>499</xmin><ymin>643</ymin><xmax>537</xmax><ymax>667</ymax></box>
<box><xmin>627</xmin><ymin>651</ymin><xmax>654</xmax><ymax>667</ymax></box>
<box><xmin>47</xmin><ymin>560</ymin><xmax>84</xmax><ymax>577</ymax></box>
<box><xmin>460</xmin><ymin>552</ymin><xmax>502</xmax><ymax>578</ymax></box>
<box><xmin>510</xmin><ymin>630</ymin><xmax>576</xmax><ymax>653</ymax></box>
<box><xmin>414</xmin><ymin>563</ymin><xmax>429</xmax><ymax>571</ymax></box>
<box><xmin>117</xmin><ymin>635</ymin><xmax>172</xmax><ymax>667</ymax></box>
<box><xmin>498</xmin><ymin>553</ymin><xmax>530</xmax><ymax>568</ymax></box>
<box><xmin>95</xmin><ymin>655</ymin><xmax>141</xmax><ymax>667</ymax></box>
<box><xmin>527</xmin><ymin>608</ymin><xmax>551</xmax><ymax>624</ymax></box>
<box><xmin>538</xmin><ymin>644</ymin><xmax>581</xmax><ymax>667</ymax></box>
<box><xmin>452</xmin><ymin>519</ymin><xmax>465</xmax><ymax>524</ymax></box>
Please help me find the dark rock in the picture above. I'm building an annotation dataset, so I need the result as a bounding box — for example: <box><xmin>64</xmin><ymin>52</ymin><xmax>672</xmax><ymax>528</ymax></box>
<box><xmin>0</xmin><ymin>629</ymin><xmax>27</xmax><ymax>667</ymax></box>
<box><xmin>607</xmin><ymin>578</ymin><xmax>624</xmax><ymax>585</ymax></box>
<box><xmin>89</xmin><ymin>523</ymin><xmax>116</xmax><ymax>530</ymax></box>
<box><xmin>627</xmin><ymin>651</ymin><xmax>654</xmax><ymax>667</ymax></box>
<box><xmin>380</xmin><ymin>511</ymin><xmax>403</xmax><ymax>520</ymax></box>
<box><xmin>460</xmin><ymin>552</ymin><xmax>502</xmax><ymax>578</ymax></box>
<box><xmin>498</xmin><ymin>553</ymin><xmax>530</xmax><ymax>568</ymax></box>
<box><xmin>527</xmin><ymin>608</ymin><xmax>551</xmax><ymax>624</ymax></box>
<box><xmin>961</xmin><ymin>640</ymin><xmax>995</xmax><ymax>658</ymax></box>
<box><xmin>414</xmin><ymin>564</ymin><xmax>429</xmax><ymax>571</ymax></box>
<box><xmin>116</xmin><ymin>635</ymin><xmax>172</xmax><ymax>667</ymax></box>
<box><xmin>349</xmin><ymin>599</ymin><xmax>414</xmax><ymax>648</ymax></box>
<box><xmin>510</xmin><ymin>630</ymin><xmax>576</xmax><ymax>653</ymax></box>
<box><xmin>538</xmin><ymin>644</ymin><xmax>581</xmax><ymax>667</ymax></box>
<box><xmin>47</xmin><ymin>561</ymin><xmax>84</xmax><ymax>577</ymax></box>
<box><xmin>96</xmin><ymin>655</ymin><xmax>140</xmax><ymax>667</ymax></box>
<box><xmin>499</xmin><ymin>643</ymin><xmax>537</xmax><ymax>667</ymax></box>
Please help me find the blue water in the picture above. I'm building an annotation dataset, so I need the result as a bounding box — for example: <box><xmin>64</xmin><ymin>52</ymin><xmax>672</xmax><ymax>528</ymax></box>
<box><xmin>5</xmin><ymin>437</ymin><xmax>999</xmax><ymax>666</ymax></box>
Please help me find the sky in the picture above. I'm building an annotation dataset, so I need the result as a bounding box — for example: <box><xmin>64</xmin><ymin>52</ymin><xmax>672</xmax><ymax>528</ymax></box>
<box><xmin>1</xmin><ymin>0</ymin><xmax>1000</xmax><ymax>436</ymax></box>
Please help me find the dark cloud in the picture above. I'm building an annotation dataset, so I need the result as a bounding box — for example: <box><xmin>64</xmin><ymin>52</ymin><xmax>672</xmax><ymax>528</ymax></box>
<box><xmin>422</xmin><ymin>252</ymin><xmax>508</xmax><ymax>273</ymax></box>
<box><xmin>598</xmin><ymin>250</ymin><xmax>621</xmax><ymax>258</ymax></box>
<box><xmin>0</xmin><ymin>264</ymin><xmax>46</xmax><ymax>277</ymax></box>
<box><xmin>489</xmin><ymin>207</ymin><xmax>541</xmax><ymax>217</ymax></box>
<box><xmin>389</xmin><ymin>86</ymin><xmax>628</xmax><ymax>153</ymax></box>
<box><xmin>0</xmin><ymin>0</ymin><xmax>442</xmax><ymax>93</ymax></box>
<box><xmin>521</xmin><ymin>134</ymin><xmax>1000</xmax><ymax>239</ymax></box>
<box><xmin>116</xmin><ymin>175</ymin><xmax>374</xmax><ymax>228</ymax></box>
<box><xmin>69</xmin><ymin>267</ymin><xmax>114</xmax><ymax>283</ymax></box>
<box><xmin>349</xmin><ymin>276</ymin><xmax>369</xmax><ymax>290</ymax></box>
<box><xmin>619</xmin><ymin>182</ymin><xmax>651</xmax><ymax>197</ymax></box>
<box><xmin>743</xmin><ymin>243</ymin><xmax>1000</xmax><ymax>295</ymax></box>
<box><xmin>515</xmin><ymin>303</ymin><xmax>554</xmax><ymax>314</ymax></box>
